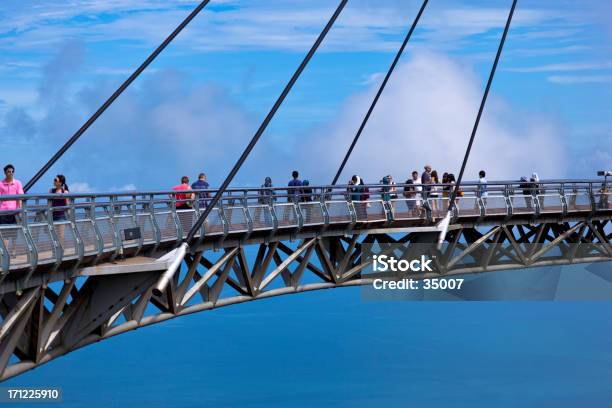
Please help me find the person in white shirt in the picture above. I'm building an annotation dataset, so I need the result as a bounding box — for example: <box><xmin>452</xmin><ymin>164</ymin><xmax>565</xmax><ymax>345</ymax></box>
<box><xmin>477</xmin><ymin>170</ymin><xmax>488</xmax><ymax>208</ymax></box>
<box><xmin>430</xmin><ymin>170</ymin><xmax>441</xmax><ymax>213</ymax></box>
<box><xmin>411</xmin><ymin>171</ymin><xmax>422</xmax><ymax>201</ymax></box>
<box><xmin>410</xmin><ymin>170</ymin><xmax>422</xmax><ymax>215</ymax></box>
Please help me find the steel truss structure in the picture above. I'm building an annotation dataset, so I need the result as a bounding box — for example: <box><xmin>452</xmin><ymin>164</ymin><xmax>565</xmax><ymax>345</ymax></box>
<box><xmin>0</xmin><ymin>218</ymin><xmax>610</xmax><ymax>381</ymax></box>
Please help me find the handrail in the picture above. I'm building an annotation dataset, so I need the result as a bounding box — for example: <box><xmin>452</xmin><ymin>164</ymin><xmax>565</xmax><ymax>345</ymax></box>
<box><xmin>0</xmin><ymin>180</ymin><xmax>605</xmax><ymax>203</ymax></box>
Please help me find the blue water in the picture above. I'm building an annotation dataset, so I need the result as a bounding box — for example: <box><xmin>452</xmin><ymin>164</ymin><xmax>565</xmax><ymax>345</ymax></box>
<box><xmin>5</xmin><ymin>277</ymin><xmax>612</xmax><ymax>407</ymax></box>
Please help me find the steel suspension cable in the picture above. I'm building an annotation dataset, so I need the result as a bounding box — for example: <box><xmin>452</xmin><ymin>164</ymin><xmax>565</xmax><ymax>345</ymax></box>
<box><xmin>331</xmin><ymin>0</ymin><xmax>428</xmax><ymax>186</ymax></box>
<box><xmin>185</xmin><ymin>0</ymin><xmax>348</xmax><ymax>243</ymax></box>
<box><xmin>24</xmin><ymin>0</ymin><xmax>212</xmax><ymax>192</ymax></box>
<box><xmin>438</xmin><ymin>0</ymin><xmax>517</xmax><ymax>246</ymax></box>
<box><xmin>447</xmin><ymin>0</ymin><xmax>517</xmax><ymax>211</ymax></box>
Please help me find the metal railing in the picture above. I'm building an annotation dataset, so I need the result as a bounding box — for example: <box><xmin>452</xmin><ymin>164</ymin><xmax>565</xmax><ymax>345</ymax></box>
<box><xmin>0</xmin><ymin>180</ymin><xmax>609</xmax><ymax>273</ymax></box>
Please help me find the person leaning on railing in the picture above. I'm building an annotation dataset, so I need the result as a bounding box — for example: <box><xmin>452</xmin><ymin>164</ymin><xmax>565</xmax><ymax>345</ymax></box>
<box><xmin>172</xmin><ymin>176</ymin><xmax>194</xmax><ymax>209</ymax></box>
<box><xmin>379</xmin><ymin>176</ymin><xmax>391</xmax><ymax>202</ymax></box>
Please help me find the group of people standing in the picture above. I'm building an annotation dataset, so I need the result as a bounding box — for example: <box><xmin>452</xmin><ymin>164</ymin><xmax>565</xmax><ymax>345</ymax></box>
<box><xmin>0</xmin><ymin>163</ymin><xmax>70</xmax><ymax>225</ymax></box>
<box><xmin>345</xmin><ymin>166</ymin><xmax>488</xmax><ymax>215</ymax></box>
<box><xmin>171</xmin><ymin>173</ymin><xmax>211</xmax><ymax>209</ymax></box>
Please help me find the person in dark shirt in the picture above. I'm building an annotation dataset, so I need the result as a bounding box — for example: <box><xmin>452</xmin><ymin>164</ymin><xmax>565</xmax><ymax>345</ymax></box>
<box><xmin>287</xmin><ymin>170</ymin><xmax>302</xmax><ymax>203</ymax></box>
<box><xmin>519</xmin><ymin>176</ymin><xmax>533</xmax><ymax>209</ymax></box>
<box><xmin>191</xmin><ymin>173</ymin><xmax>210</xmax><ymax>209</ymax></box>
<box><xmin>255</xmin><ymin>177</ymin><xmax>275</xmax><ymax>225</ymax></box>
<box><xmin>421</xmin><ymin>164</ymin><xmax>432</xmax><ymax>200</ymax></box>
<box><xmin>301</xmin><ymin>180</ymin><xmax>313</xmax><ymax>202</ymax></box>
<box><xmin>50</xmin><ymin>175</ymin><xmax>69</xmax><ymax>221</ymax></box>
<box><xmin>258</xmin><ymin>176</ymin><xmax>276</xmax><ymax>205</ymax></box>
<box><xmin>49</xmin><ymin>174</ymin><xmax>69</xmax><ymax>244</ymax></box>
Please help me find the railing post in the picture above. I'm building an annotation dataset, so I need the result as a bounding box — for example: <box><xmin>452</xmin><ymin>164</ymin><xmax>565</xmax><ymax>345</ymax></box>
<box><xmin>17</xmin><ymin>200</ymin><xmax>38</xmax><ymax>293</ymax></box>
<box><xmin>559</xmin><ymin>183</ymin><xmax>568</xmax><ymax>216</ymax></box>
<box><xmin>149</xmin><ymin>194</ymin><xmax>161</xmax><ymax>248</ymax></box>
<box><xmin>169</xmin><ymin>192</ymin><xmax>182</xmax><ymax>244</ymax></box>
<box><xmin>0</xmin><ymin>233</ymin><xmax>8</xmax><ymax>275</ymax></box>
<box><xmin>386</xmin><ymin>199</ymin><xmax>394</xmax><ymax>222</ymax></box>
<box><xmin>132</xmin><ymin>194</ymin><xmax>144</xmax><ymax>251</ymax></box>
<box><xmin>320</xmin><ymin>187</ymin><xmax>330</xmax><ymax>226</ymax></box>
<box><xmin>269</xmin><ymin>201</ymin><xmax>279</xmax><ymax>231</ymax></box>
<box><xmin>503</xmin><ymin>184</ymin><xmax>512</xmax><ymax>219</ymax></box>
<box><xmin>295</xmin><ymin>200</ymin><xmax>304</xmax><ymax>230</ymax></box>
<box><xmin>20</xmin><ymin>200</ymin><xmax>38</xmax><ymax>271</ymax></box>
<box><xmin>243</xmin><ymin>190</ymin><xmax>253</xmax><ymax>234</ymax></box>
<box><xmin>109</xmin><ymin>195</ymin><xmax>122</xmax><ymax>257</ymax></box>
<box><xmin>88</xmin><ymin>196</ymin><xmax>104</xmax><ymax>258</ymax></box>
<box><xmin>424</xmin><ymin>199</ymin><xmax>433</xmax><ymax>222</ymax></box>
<box><xmin>346</xmin><ymin>201</ymin><xmax>357</xmax><ymax>224</ymax></box>
<box><xmin>68</xmin><ymin>197</ymin><xmax>85</xmax><ymax>264</ymax></box>
<box><xmin>218</xmin><ymin>198</ymin><xmax>229</xmax><ymax>236</ymax></box>
<box><xmin>588</xmin><ymin>182</ymin><xmax>596</xmax><ymax>214</ymax></box>
<box><xmin>476</xmin><ymin>197</ymin><xmax>485</xmax><ymax>218</ymax></box>
<box><xmin>533</xmin><ymin>190</ymin><xmax>541</xmax><ymax>218</ymax></box>
<box><xmin>46</xmin><ymin>195</ymin><xmax>63</xmax><ymax>265</ymax></box>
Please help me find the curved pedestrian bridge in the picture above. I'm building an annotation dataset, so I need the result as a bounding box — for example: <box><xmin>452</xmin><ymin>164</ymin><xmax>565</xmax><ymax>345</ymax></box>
<box><xmin>0</xmin><ymin>179</ymin><xmax>610</xmax><ymax>381</ymax></box>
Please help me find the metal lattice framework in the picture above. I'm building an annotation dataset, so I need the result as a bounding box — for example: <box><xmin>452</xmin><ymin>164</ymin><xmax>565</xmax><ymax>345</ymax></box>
<box><xmin>0</xmin><ymin>215</ymin><xmax>610</xmax><ymax>380</ymax></box>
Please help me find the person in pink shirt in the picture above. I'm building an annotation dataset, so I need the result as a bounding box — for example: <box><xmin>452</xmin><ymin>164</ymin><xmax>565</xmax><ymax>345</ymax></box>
<box><xmin>0</xmin><ymin>164</ymin><xmax>24</xmax><ymax>225</ymax></box>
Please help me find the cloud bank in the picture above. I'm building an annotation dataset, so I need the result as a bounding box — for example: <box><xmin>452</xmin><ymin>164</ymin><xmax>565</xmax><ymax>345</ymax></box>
<box><xmin>0</xmin><ymin>45</ymin><xmax>573</xmax><ymax>192</ymax></box>
<box><xmin>275</xmin><ymin>50</ymin><xmax>569</xmax><ymax>185</ymax></box>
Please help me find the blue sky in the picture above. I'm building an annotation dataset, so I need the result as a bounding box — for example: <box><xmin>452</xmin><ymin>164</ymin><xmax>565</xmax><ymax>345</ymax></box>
<box><xmin>0</xmin><ymin>0</ymin><xmax>610</xmax><ymax>192</ymax></box>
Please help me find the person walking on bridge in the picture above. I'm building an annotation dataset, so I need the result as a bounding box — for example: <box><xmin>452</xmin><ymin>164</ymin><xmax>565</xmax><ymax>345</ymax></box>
<box><xmin>477</xmin><ymin>170</ymin><xmax>488</xmax><ymax>208</ymax></box>
<box><xmin>191</xmin><ymin>173</ymin><xmax>210</xmax><ymax>209</ymax></box>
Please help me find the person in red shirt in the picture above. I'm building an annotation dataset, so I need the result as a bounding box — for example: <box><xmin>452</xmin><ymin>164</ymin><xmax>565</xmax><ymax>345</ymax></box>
<box><xmin>172</xmin><ymin>176</ymin><xmax>194</xmax><ymax>209</ymax></box>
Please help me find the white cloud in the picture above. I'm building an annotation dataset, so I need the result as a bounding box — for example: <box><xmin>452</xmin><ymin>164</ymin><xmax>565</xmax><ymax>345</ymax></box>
<box><xmin>547</xmin><ymin>75</ymin><xmax>612</xmax><ymax>84</ymax></box>
<box><xmin>70</xmin><ymin>181</ymin><xmax>95</xmax><ymax>192</ymax></box>
<box><xmin>109</xmin><ymin>184</ymin><xmax>138</xmax><ymax>192</ymax></box>
<box><xmin>0</xmin><ymin>1</ymin><xmax>588</xmax><ymax>53</ymax></box>
<box><xmin>286</xmin><ymin>50</ymin><xmax>568</xmax><ymax>183</ymax></box>
<box><xmin>507</xmin><ymin>61</ymin><xmax>612</xmax><ymax>73</ymax></box>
